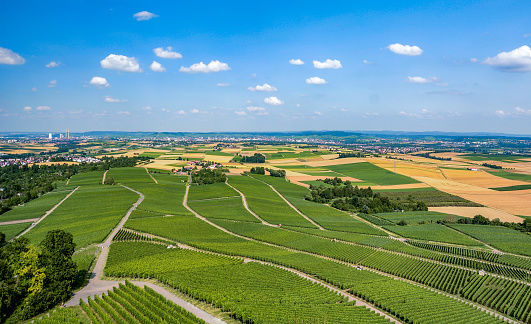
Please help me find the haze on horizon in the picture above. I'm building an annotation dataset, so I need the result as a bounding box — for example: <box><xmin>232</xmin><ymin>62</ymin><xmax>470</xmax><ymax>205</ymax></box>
<box><xmin>1</xmin><ymin>0</ymin><xmax>530</xmax><ymax>134</ymax></box>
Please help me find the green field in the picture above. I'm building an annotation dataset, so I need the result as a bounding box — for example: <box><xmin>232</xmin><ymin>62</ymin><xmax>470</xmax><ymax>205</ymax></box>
<box><xmin>450</xmin><ymin>224</ymin><xmax>531</xmax><ymax>256</ymax></box>
<box><xmin>188</xmin><ymin>182</ymin><xmax>238</xmax><ymax>201</ymax></box>
<box><xmin>376</xmin><ymin>211</ymin><xmax>461</xmax><ymax>224</ymax></box>
<box><xmin>324</xmin><ymin>162</ymin><xmax>420</xmax><ymax>185</ymax></box>
<box><xmin>460</xmin><ymin>154</ymin><xmax>530</xmax><ymax>163</ymax></box>
<box><xmin>373</xmin><ymin>189</ymin><xmax>482</xmax><ymax>207</ymax></box>
<box><xmin>491</xmin><ymin>184</ymin><xmax>531</xmax><ymax>191</ymax></box>
<box><xmin>486</xmin><ymin>170</ymin><xmax>531</xmax><ymax>182</ymax></box>
<box><xmin>188</xmin><ymin>197</ymin><xmax>260</xmax><ymax>222</ymax></box>
<box><xmin>384</xmin><ymin>223</ymin><xmax>484</xmax><ymax>246</ymax></box>
<box><xmin>0</xmin><ymin>222</ymin><xmax>30</xmax><ymax>241</ymax></box>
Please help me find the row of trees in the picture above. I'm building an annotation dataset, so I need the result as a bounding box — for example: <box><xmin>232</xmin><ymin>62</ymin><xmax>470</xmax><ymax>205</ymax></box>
<box><xmin>0</xmin><ymin>230</ymin><xmax>77</xmax><ymax>323</ymax></box>
<box><xmin>458</xmin><ymin>214</ymin><xmax>531</xmax><ymax>233</ymax></box>
<box><xmin>0</xmin><ymin>156</ymin><xmax>144</xmax><ymax>216</ymax></box>
<box><xmin>191</xmin><ymin>168</ymin><xmax>226</xmax><ymax>185</ymax></box>
<box><xmin>240</xmin><ymin>153</ymin><xmax>266</xmax><ymax>163</ymax></box>
<box><xmin>338</xmin><ymin>152</ymin><xmax>364</xmax><ymax>158</ymax></box>
<box><xmin>306</xmin><ymin>179</ymin><xmax>427</xmax><ymax>214</ymax></box>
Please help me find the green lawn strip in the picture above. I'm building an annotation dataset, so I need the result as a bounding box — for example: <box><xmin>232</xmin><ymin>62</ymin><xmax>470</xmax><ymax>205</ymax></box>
<box><xmin>204</xmin><ymin>150</ymin><xmax>236</xmax><ymax>156</ymax></box>
<box><xmin>376</xmin><ymin>211</ymin><xmax>462</xmax><ymax>225</ymax></box>
<box><xmin>449</xmin><ymin>224</ymin><xmax>531</xmax><ymax>256</ymax></box>
<box><xmin>0</xmin><ymin>222</ymin><xmax>30</xmax><ymax>241</ymax></box>
<box><xmin>0</xmin><ymin>186</ymin><xmax>74</xmax><ymax>222</ymax></box>
<box><xmin>383</xmin><ymin>224</ymin><xmax>485</xmax><ymax>246</ymax></box>
<box><xmin>188</xmin><ymin>197</ymin><xmax>260</xmax><ymax>222</ymax></box>
<box><xmin>490</xmin><ymin>184</ymin><xmax>531</xmax><ymax>191</ymax></box>
<box><xmin>324</xmin><ymin>162</ymin><xmax>419</xmax><ymax>185</ymax></box>
<box><xmin>23</xmin><ymin>185</ymin><xmax>138</xmax><ymax>248</ymax></box>
<box><xmin>188</xmin><ymin>182</ymin><xmax>239</xmax><ymax>201</ymax></box>
<box><xmin>227</xmin><ymin>175</ymin><xmax>317</xmax><ymax>228</ymax></box>
<box><xmin>250</xmin><ymin>175</ymin><xmax>387</xmax><ymax>235</ymax></box>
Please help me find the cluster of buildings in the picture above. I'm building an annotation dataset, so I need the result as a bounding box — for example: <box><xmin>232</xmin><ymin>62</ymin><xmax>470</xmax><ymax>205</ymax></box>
<box><xmin>0</xmin><ymin>155</ymin><xmax>100</xmax><ymax>167</ymax></box>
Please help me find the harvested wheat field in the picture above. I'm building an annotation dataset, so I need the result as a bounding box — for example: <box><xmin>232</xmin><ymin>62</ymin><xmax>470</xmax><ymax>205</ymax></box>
<box><xmin>180</xmin><ymin>153</ymin><xmax>206</xmax><ymax>159</ymax></box>
<box><xmin>370</xmin><ymin>183</ymin><xmax>432</xmax><ymax>190</ymax></box>
<box><xmin>203</xmin><ymin>154</ymin><xmax>234</xmax><ymax>163</ymax></box>
<box><xmin>139</xmin><ymin>160</ymin><xmax>178</xmax><ymax>171</ymax></box>
<box><xmin>415</xmin><ymin>176</ymin><xmax>531</xmax><ymax>217</ymax></box>
<box><xmin>441</xmin><ymin>169</ymin><xmax>529</xmax><ymax>188</ymax></box>
<box><xmin>369</xmin><ymin>159</ymin><xmax>447</xmax><ymax>180</ymax></box>
<box><xmin>429</xmin><ymin>206</ymin><xmax>523</xmax><ymax>223</ymax></box>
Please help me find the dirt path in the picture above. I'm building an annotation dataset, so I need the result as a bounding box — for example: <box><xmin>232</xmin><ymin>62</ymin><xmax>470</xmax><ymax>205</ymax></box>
<box><xmin>0</xmin><ymin>218</ymin><xmax>39</xmax><ymax>226</ymax></box>
<box><xmin>224</xmin><ymin>179</ymin><xmax>276</xmax><ymax>226</ymax></box>
<box><xmin>14</xmin><ymin>186</ymin><xmax>80</xmax><ymax>240</ymax></box>
<box><xmin>249</xmin><ymin>175</ymin><xmax>325</xmax><ymax>230</ymax></box>
<box><xmin>145</xmin><ymin>167</ymin><xmax>158</xmax><ymax>184</ymax></box>
<box><xmin>102</xmin><ymin>170</ymin><xmax>108</xmax><ymax>184</ymax></box>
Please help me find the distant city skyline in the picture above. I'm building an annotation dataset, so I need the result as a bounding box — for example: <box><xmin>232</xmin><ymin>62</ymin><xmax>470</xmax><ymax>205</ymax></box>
<box><xmin>1</xmin><ymin>1</ymin><xmax>530</xmax><ymax>134</ymax></box>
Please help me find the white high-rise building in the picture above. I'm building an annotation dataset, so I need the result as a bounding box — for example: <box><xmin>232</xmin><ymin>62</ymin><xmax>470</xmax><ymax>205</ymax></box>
<box><xmin>48</xmin><ymin>133</ymin><xmax>52</xmax><ymax>139</ymax></box>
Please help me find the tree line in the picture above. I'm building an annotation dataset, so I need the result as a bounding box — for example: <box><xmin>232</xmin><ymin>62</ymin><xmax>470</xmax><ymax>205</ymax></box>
<box><xmin>458</xmin><ymin>214</ymin><xmax>531</xmax><ymax>233</ymax></box>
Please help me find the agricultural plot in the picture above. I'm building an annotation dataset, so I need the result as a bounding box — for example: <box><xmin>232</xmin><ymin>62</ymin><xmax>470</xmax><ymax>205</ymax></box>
<box><xmin>30</xmin><ymin>307</ymin><xmax>84</xmax><ymax>323</ymax></box>
<box><xmin>80</xmin><ymin>281</ymin><xmax>207</xmax><ymax>324</ymax></box>
<box><xmin>133</xmin><ymin>183</ymin><xmax>192</xmax><ymax>217</ymax></box>
<box><xmin>286</xmin><ymin>226</ymin><xmax>394</xmax><ymax>247</ymax></box>
<box><xmin>376</xmin><ymin>211</ymin><xmax>461</xmax><ymax>224</ymax></box>
<box><xmin>450</xmin><ymin>224</ymin><xmax>531</xmax><ymax>256</ymax></box>
<box><xmin>0</xmin><ymin>186</ymin><xmax>74</xmax><ymax>222</ymax></box>
<box><xmin>460</xmin><ymin>154</ymin><xmax>529</xmax><ymax>163</ymax></box>
<box><xmin>325</xmin><ymin>162</ymin><xmax>419</xmax><ymax>185</ymax></box>
<box><xmin>0</xmin><ymin>222</ymin><xmax>30</xmax><ymax>241</ymax></box>
<box><xmin>107</xmin><ymin>167</ymin><xmax>153</xmax><ymax>185</ymax></box>
<box><xmin>188</xmin><ymin>197</ymin><xmax>260</xmax><ymax>222</ymax></box>
<box><xmin>376</xmin><ymin>188</ymin><xmax>482</xmax><ymax>207</ymax></box>
<box><xmin>227</xmin><ymin>175</ymin><xmax>317</xmax><ymax>227</ymax></box>
<box><xmin>67</xmin><ymin>171</ymin><xmax>105</xmax><ymax>186</ymax></box>
<box><xmin>487</xmin><ymin>170</ymin><xmax>531</xmax><ymax>182</ymax></box>
<box><xmin>188</xmin><ymin>182</ymin><xmax>238</xmax><ymax>201</ymax></box>
<box><xmin>491</xmin><ymin>184</ymin><xmax>531</xmax><ymax>191</ymax></box>
<box><xmin>23</xmin><ymin>185</ymin><xmax>138</xmax><ymax>248</ymax></box>
<box><xmin>383</xmin><ymin>223</ymin><xmax>484</xmax><ymax>246</ymax></box>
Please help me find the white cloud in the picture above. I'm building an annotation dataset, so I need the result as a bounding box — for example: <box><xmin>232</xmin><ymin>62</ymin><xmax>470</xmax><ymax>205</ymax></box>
<box><xmin>524</xmin><ymin>33</ymin><xmax>531</xmax><ymax>38</ymax></box>
<box><xmin>483</xmin><ymin>46</ymin><xmax>531</xmax><ymax>72</ymax></box>
<box><xmin>32</xmin><ymin>87</ymin><xmax>37</xmax><ymax>92</ymax></box>
<box><xmin>313</xmin><ymin>59</ymin><xmax>342</xmax><ymax>69</ymax></box>
<box><xmin>306</xmin><ymin>77</ymin><xmax>328</xmax><ymax>85</ymax></box>
<box><xmin>36</xmin><ymin>106</ymin><xmax>51</xmax><ymax>111</ymax></box>
<box><xmin>217</xmin><ymin>83</ymin><xmax>230</xmax><ymax>87</ymax></box>
<box><xmin>264</xmin><ymin>97</ymin><xmax>283</xmax><ymax>105</ymax></box>
<box><xmin>363</xmin><ymin>60</ymin><xmax>372</xmax><ymax>64</ymax></box>
<box><xmin>117</xmin><ymin>111</ymin><xmax>131</xmax><ymax>116</ymax></box>
<box><xmin>175</xmin><ymin>110</ymin><xmax>186</xmax><ymax>115</ymax></box>
<box><xmin>0</xmin><ymin>47</ymin><xmax>25</xmax><ymax>65</ymax></box>
<box><xmin>153</xmin><ymin>47</ymin><xmax>182</xmax><ymax>59</ymax></box>
<box><xmin>142</xmin><ymin>106</ymin><xmax>152</xmax><ymax>111</ymax></box>
<box><xmin>133</xmin><ymin>11</ymin><xmax>158</xmax><ymax>21</ymax></box>
<box><xmin>48</xmin><ymin>80</ymin><xmax>57</xmax><ymax>88</ymax></box>
<box><xmin>495</xmin><ymin>106</ymin><xmax>531</xmax><ymax>117</ymax></box>
<box><xmin>104</xmin><ymin>96</ymin><xmax>126</xmax><ymax>103</ymax></box>
<box><xmin>180</xmin><ymin>60</ymin><xmax>230</xmax><ymax>73</ymax></box>
<box><xmin>495</xmin><ymin>110</ymin><xmax>506</xmax><ymax>117</ymax></box>
<box><xmin>234</xmin><ymin>111</ymin><xmax>247</xmax><ymax>116</ymax></box>
<box><xmin>289</xmin><ymin>59</ymin><xmax>304</xmax><ymax>65</ymax></box>
<box><xmin>436</xmin><ymin>82</ymin><xmax>449</xmax><ymax>87</ymax></box>
<box><xmin>161</xmin><ymin>108</ymin><xmax>169</xmax><ymax>112</ymax></box>
<box><xmin>387</xmin><ymin>43</ymin><xmax>423</xmax><ymax>56</ymax></box>
<box><xmin>190</xmin><ymin>109</ymin><xmax>200</xmax><ymax>113</ymax></box>
<box><xmin>407</xmin><ymin>76</ymin><xmax>439</xmax><ymax>84</ymax></box>
<box><xmin>101</xmin><ymin>54</ymin><xmax>142</xmax><ymax>72</ymax></box>
<box><xmin>470</xmin><ymin>58</ymin><xmax>478</xmax><ymax>63</ymax></box>
<box><xmin>250</xmin><ymin>73</ymin><xmax>257</xmax><ymax>78</ymax></box>
<box><xmin>399</xmin><ymin>108</ymin><xmax>440</xmax><ymax>119</ymax></box>
<box><xmin>246</xmin><ymin>106</ymin><xmax>266</xmax><ymax>112</ymax></box>
<box><xmin>314</xmin><ymin>111</ymin><xmax>322</xmax><ymax>115</ymax></box>
<box><xmin>150</xmin><ymin>61</ymin><xmax>166</xmax><ymax>72</ymax></box>
<box><xmin>46</xmin><ymin>61</ymin><xmax>61</xmax><ymax>68</ymax></box>
<box><xmin>23</xmin><ymin>106</ymin><xmax>32</xmax><ymax>111</ymax></box>
<box><xmin>248</xmin><ymin>83</ymin><xmax>278</xmax><ymax>92</ymax></box>
<box><xmin>89</xmin><ymin>76</ymin><xmax>109</xmax><ymax>87</ymax></box>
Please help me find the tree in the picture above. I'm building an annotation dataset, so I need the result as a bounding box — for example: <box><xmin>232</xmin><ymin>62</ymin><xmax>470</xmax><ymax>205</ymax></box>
<box><xmin>398</xmin><ymin>220</ymin><xmax>408</xmax><ymax>226</ymax></box>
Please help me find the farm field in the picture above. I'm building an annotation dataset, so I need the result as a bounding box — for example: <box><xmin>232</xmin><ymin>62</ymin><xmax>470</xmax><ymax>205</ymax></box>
<box><xmin>0</xmin><ymin>222</ymin><xmax>30</xmax><ymax>241</ymax></box>
<box><xmin>375</xmin><ymin>211</ymin><xmax>462</xmax><ymax>224</ymax></box>
<box><xmin>384</xmin><ymin>223</ymin><xmax>484</xmax><ymax>246</ymax></box>
<box><xmin>325</xmin><ymin>162</ymin><xmax>420</xmax><ymax>185</ymax></box>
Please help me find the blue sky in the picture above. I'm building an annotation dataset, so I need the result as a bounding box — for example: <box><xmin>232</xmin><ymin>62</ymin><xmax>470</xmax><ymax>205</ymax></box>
<box><xmin>1</xmin><ymin>0</ymin><xmax>531</xmax><ymax>134</ymax></box>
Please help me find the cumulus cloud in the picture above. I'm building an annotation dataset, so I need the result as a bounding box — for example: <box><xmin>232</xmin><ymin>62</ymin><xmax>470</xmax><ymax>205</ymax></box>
<box><xmin>524</xmin><ymin>33</ymin><xmax>531</xmax><ymax>38</ymax></box>
<box><xmin>190</xmin><ymin>109</ymin><xmax>200</xmax><ymax>113</ymax></box>
<box><xmin>0</xmin><ymin>47</ymin><xmax>25</xmax><ymax>65</ymax></box>
<box><xmin>407</xmin><ymin>76</ymin><xmax>439</xmax><ymax>84</ymax></box>
<box><xmin>36</xmin><ymin>106</ymin><xmax>51</xmax><ymax>111</ymax></box>
<box><xmin>153</xmin><ymin>47</ymin><xmax>182</xmax><ymax>59</ymax></box>
<box><xmin>306</xmin><ymin>77</ymin><xmax>328</xmax><ymax>85</ymax></box>
<box><xmin>133</xmin><ymin>11</ymin><xmax>158</xmax><ymax>21</ymax></box>
<box><xmin>117</xmin><ymin>111</ymin><xmax>131</xmax><ymax>116</ymax></box>
<box><xmin>313</xmin><ymin>59</ymin><xmax>342</xmax><ymax>69</ymax></box>
<box><xmin>387</xmin><ymin>43</ymin><xmax>423</xmax><ymax>56</ymax></box>
<box><xmin>234</xmin><ymin>111</ymin><xmax>247</xmax><ymax>116</ymax></box>
<box><xmin>89</xmin><ymin>77</ymin><xmax>109</xmax><ymax>87</ymax></box>
<box><xmin>179</xmin><ymin>60</ymin><xmax>230</xmax><ymax>73</ymax></box>
<box><xmin>150</xmin><ymin>61</ymin><xmax>166</xmax><ymax>72</ymax></box>
<box><xmin>314</xmin><ymin>111</ymin><xmax>322</xmax><ymax>116</ymax></box>
<box><xmin>483</xmin><ymin>46</ymin><xmax>531</xmax><ymax>72</ymax></box>
<box><xmin>246</xmin><ymin>106</ymin><xmax>266</xmax><ymax>112</ymax></box>
<box><xmin>175</xmin><ymin>110</ymin><xmax>186</xmax><ymax>115</ymax></box>
<box><xmin>142</xmin><ymin>106</ymin><xmax>152</xmax><ymax>111</ymax></box>
<box><xmin>46</xmin><ymin>61</ymin><xmax>60</xmax><ymax>68</ymax></box>
<box><xmin>289</xmin><ymin>59</ymin><xmax>304</xmax><ymax>65</ymax></box>
<box><xmin>217</xmin><ymin>83</ymin><xmax>230</xmax><ymax>87</ymax></box>
<box><xmin>470</xmin><ymin>58</ymin><xmax>478</xmax><ymax>63</ymax></box>
<box><xmin>23</xmin><ymin>106</ymin><xmax>32</xmax><ymax>111</ymax></box>
<box><xmin>264</xmin><ymin>97</ymin><xmax>283</xmax><ymax>105</ymax></box>
<box><xmin>399</xmin><ymin>108</ymin><xmax>441</xmax><ymax>119</ymax></box>
<box><xmin>495</xmin><ymin>106</ymin><xmax>531</xmax><ymax>117</ymax></box>
<box><xmin>48</xmin><ymin>80</ymin><xmax>57</xmax><ymax>88</ymax></box>
<box><xmin>363</xmin><ymin>60</ymin><xmax>372</xmax><ymax>64</ymax></box>
<box><xmin>248</xmin><ymin>84</ymin><xmax>278</xmax><ymax>92</ymax></box>
<box><xmin>104</xmin><ymin>96</ymin><xmax>126</xmax><ymax>103</ymax></box>
<box><xmin>101</xmin><ymin>54</ymin><xmax>142</xmax><ymax>72</ymax></box>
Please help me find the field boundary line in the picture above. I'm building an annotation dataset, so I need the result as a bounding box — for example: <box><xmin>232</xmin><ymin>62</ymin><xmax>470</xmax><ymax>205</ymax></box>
<box><xmin>144</xmin><ymin>167</ymin><xmax>158</xmax><ymax>184</ymax></box>
<box><xmin>248</xmin><ymin>175</ymin><xmax>325</xmax><ymax>230</ymax></box>
<box><xmin>13</xmin><ymin>186</ymin><xmax>80</xmax><ymax>240</ymax></box>
<box><xmin>224</xmin><ymin>179</ymin><xmax>275</xmax><ymax>226</ymax></box>
<box><xmin>0</xmin><ymin>218</ymin><xmax>39</xmax><ymax>226</ymax></box>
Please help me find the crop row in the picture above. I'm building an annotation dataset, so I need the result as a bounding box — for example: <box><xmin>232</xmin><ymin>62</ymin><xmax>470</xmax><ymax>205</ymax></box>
<box><xmin>31</xmin><ymin>307</ymin><xmax>82</xmax><ymax>323</ymax></box>
<box><xmin>188</xmin><ymin>197</ymin><xmax>260</xmax><ymax>223</ymax></box>
<box><xmin>112</xmin><ymin>229</ymin><xmax>154</xmax><ymax>242</ymax></box>
<box><xmin>80</xmin><ymin>281</ymin><xmax>205</xmax><ymax>323</ymax></box>
<box><xmin>356</xmin><ymin>213</ymin><xmax>395</xmax><ymax>226</ymax></box>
